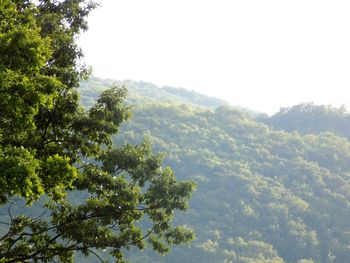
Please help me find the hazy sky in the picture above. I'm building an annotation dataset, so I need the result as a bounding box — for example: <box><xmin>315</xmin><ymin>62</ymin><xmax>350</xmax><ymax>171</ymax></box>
<box><xmin>78</xmin><ymin>0</ymin><xmax>350</xmax><ymax>114</ymax></box>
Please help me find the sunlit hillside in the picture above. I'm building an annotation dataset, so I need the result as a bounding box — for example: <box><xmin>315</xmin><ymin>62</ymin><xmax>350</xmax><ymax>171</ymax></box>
<box><xmin>79</xmin><ymin>78</ymin><xmax>350</xmax><ymax>263</ymax></box>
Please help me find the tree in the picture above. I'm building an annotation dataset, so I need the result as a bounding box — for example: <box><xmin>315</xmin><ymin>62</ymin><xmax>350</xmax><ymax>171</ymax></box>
<box><xmin>0</xmin><ymin>1</ymin><xmax>195</xmax><ymax>262</ymax></box>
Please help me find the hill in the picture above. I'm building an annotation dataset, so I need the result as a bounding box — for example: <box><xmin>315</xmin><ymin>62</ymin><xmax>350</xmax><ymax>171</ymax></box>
<box><xmin>77</xmin><ymin>78</ymin><xmax>350</xmax><ymax>263</ymax></box>
<box><xmin>3</xmin><ymin>78</ymin><xmax>350</xmax><ymax>262</ymax></box>
<box><xmin>259</xmin><ymin>102</ymin><xmax>350</xmax><ymax>139</ymax></box>
<box><xmin>79</xmin><ymin>77</ymin><xmax>257</xmax><ymax>115</ymax></box>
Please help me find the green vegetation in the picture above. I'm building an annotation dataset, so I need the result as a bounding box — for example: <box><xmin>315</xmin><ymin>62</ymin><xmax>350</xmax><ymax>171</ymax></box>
<box><xmin>0</xmin><ymin>1</ymin><xmax>194</xmax><ymax>262</ymax></box>
<box><xmin>2</xmin><ymin>1</ymin><xmax>350</xmax><ymax>262</ymax></box>
<box><xmin>80</xmin><ymin>78</ymin><xmax>350</xmax><ymax>263</ymax></box>
<box><xmin>260</xmin><ymin>103</ymin><xmax>350</xmax><ymax>139</ymax></box>
<box><xmin>79</xmin><ymin>77</ymin><xmax>257</xmax><ymax>115</ymax></box>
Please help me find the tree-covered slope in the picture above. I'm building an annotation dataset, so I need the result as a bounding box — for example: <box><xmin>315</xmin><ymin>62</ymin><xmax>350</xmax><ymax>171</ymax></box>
<box><xmin>79</xmin><ymin>77</ymin><xmax>257</xmax><ymax>114</ymax></box>
<box><xmin>78</xmin><ymin>79</ymin><xmax>350</xmax><ymax>263</ymax></box>
<box><xmin>117</xmin><ymin>105</ymin><xmax>350</xmax><ymax>263</ymax></box>
<box><xmin>260</xmin><ymin>103</ymin><xmax>350</xmax><ymax>139</ymax></box>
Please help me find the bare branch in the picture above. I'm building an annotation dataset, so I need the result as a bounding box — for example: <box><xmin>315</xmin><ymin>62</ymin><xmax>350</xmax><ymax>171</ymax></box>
<box><xmin>85</xmin><ymin>248</ymin><xmax>105</xmax><ymax>263</ymax></box>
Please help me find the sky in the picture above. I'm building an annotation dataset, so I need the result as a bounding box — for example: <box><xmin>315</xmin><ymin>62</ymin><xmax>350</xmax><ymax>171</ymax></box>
<box><xmin>78</xmin><ymin>0</ymin><xmax>350</xmax><ymax>114</ymax></box>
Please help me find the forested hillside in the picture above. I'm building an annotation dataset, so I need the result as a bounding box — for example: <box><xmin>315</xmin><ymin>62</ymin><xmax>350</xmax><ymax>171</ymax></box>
<box><xmin>79</xmin><ymin>78</ymin><xmax>350</xmax><ymax>263</ymax></box>
<box><xmin>259</xmin><ymin>103</ymin><xmax>350</xmax><ymax>140</ymax></box>
<box><xmin>79</xmin><ymin>77</ymin><xmax>256</xmax><ymax>114</ymax></box>
<box><xmin>3</xmin><ymin>1</ymin><xmax>348</xmax><ymax>262</ymax></box>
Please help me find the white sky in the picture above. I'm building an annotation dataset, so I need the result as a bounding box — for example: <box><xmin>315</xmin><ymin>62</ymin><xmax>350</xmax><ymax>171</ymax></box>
<box><xmin>78</xmin><ymin>0</ymin><xmax>350</xmax><ymax>114</ymax></box>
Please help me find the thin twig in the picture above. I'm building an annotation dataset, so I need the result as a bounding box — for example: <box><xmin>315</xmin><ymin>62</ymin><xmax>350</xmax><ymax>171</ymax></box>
<box><xmin>85</xmin><ymin>248</ymin><xmax>105</xmax><ymax>263</ymax></box>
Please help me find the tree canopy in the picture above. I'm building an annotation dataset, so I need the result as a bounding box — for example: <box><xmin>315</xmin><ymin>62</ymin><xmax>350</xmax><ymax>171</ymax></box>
<box><xmin>0</xmin><ymin>1</ymin><xmax>195</xmax><ymax>262</ymax></box>
<box><xmin>260</xmin><ymin>102</ymin><xmax>350</xmax><ymax>138</ymax></box>
<box><xmin>79</xmin><ymin>78</ymin><xmax>350</xmax><ymax>263</ymax></box>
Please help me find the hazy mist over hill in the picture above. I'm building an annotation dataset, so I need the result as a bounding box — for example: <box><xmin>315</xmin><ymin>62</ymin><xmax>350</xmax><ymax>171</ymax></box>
<box><xmin>76</xmin><ymin>77</ymin><xmax>350</xmax><ymax>263</ymax></box>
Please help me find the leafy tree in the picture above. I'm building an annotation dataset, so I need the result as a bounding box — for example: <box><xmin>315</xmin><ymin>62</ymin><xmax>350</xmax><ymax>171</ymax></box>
<box><xmin>0</xmin><ymin>1</ymin><xmax>195</xmax><ymax>262</ymax></box>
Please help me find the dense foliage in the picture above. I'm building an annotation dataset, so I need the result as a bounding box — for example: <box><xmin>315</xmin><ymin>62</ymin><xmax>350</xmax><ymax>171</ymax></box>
<box><xmin>80</xmin><ymin>78</ymin><xmax>350</xmax><ymax>263</ymax></box>
<box><xmin>0</xmin><ymin>2</ymin><xmax>194</xmax><ymax>262</ymax></box>
<box><xmin>79</xmin><ymin>77</ymin><xmax>256</xmax><ymax>114</ymax></box>
<box><xmin>260</xmin><ymin>103</ymin><xmax>350</xmax><ymax>139</ymax></box>
<box><xmin>2</xmin><ymin>0</ymin><xmax>350</xmax><ymax>261</ymax></box>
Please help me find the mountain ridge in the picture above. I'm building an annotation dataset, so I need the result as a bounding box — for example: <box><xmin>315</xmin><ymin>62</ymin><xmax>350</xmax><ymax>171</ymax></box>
<box><xmin>79</xmin><ymin>77</ymin><xmax>259</xmax><ymax>115</ymax></box>
<box><xmin>78</xmin><ymin>77</ymin><xmax>350</xmax><ymax>262</ymax></box>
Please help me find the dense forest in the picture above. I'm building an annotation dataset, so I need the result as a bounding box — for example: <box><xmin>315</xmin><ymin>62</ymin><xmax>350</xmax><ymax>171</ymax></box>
<box><xmin>76</xmin><ymin>77</ymin><xmax>350</xmax><ymax>263</ymax></box>
<box><xmin>3</xmin><ymin>1</ymin><xmax>349</xmax><ymax>262</ymax></box>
